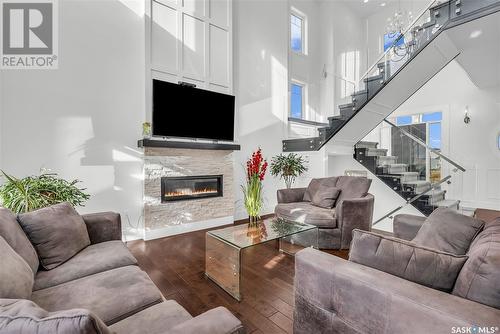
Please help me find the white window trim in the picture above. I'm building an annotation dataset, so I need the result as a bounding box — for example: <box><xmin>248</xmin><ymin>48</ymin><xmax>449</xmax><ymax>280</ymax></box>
<box><xmin>290</xmin><ymin>8</ymin><xmax>307</xmax><ymax>56</ymax></box>
<box><xmin>290</xmin><ymin>80</ymin><xmax>307</xmax><ymax>120</ymax></box>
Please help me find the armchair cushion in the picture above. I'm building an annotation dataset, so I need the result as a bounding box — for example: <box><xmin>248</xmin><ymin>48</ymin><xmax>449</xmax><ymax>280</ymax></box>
<box><xmin>18</xmin><ymin>202</ymin><xmax>91</xmax><ymax>270</ymax></box>
<box><xmin>412</xmin><ymin>208</ymin><xmax>485</xmax><ymax>255</ymax></box>
<box><xmin>349</xmin><ymin>229</ymin><xmax>468</xmax><ymax>292</ymax></box>
<box><xmin>335</xmin><ymin>176</ymin><xmax>372</xmax><ymax>203</ymax></box>
<box><xmin>0</xmin><ymin>237</ymin><xmax>34</xmax><ymax>299</ymax></box>
<box><xmin>0</xmin><ymin>207</ymin><xmax>39</xmax><ymax>274</ymax></box>
<box><xmin>0</xmin><ymin>299</ymin><xmax>110</xmax><ymax>334</ymax></box>
<box><xmin>303</xmin><ymin>177</ymin><xmax>338</xmax><ymax>202</ymax></box>
<box><xmin>34</xmin><ymin>240</ymin><xmax>137</xmax><ymax>290</ymax></box>
<box><xmin>453</xmin><ymin>218</ymin><xmax>500</xmax><ymax>309</ymax></box>
<box><xmin>31</xmin><ymin>265</ymin><xmax>163</xmax><ymax>325</ymax></box>
<box><xmin>275</xmin><ymin>202</ymin><xmax>336</xmax><ymax>228</ymax></box>
<box><xmin>310</xmin><ymin>185</ymin><xmax>340</xmax><ymax>209</ymax></box>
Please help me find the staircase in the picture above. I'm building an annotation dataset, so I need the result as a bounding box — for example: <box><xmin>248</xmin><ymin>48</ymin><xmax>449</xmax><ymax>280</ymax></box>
<box><xmin>354</xmin><ymin>140</ymin><xmax>460</xmax><ymax>216</ymax></box>
<box><xmin>282</xmin><ymin>0</ymin><xmax>500</xmax><ymax>153</ymax></box>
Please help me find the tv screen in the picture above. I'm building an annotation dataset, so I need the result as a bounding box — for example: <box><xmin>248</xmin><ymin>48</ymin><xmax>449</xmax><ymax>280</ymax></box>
<box><xmin>152</xmin><ymin>79</ymin><xmax>235</xmax><ymax>141</ymax></box>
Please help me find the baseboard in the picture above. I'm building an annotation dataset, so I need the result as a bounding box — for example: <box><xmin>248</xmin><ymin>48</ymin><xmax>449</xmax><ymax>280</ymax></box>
<box><xmin>143</xmin><ymin>215</ymin><xmax>234</xmax><ymax>241</ymax></box>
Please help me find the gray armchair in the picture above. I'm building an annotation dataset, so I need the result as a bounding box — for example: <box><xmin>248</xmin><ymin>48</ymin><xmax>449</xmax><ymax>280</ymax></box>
<box><xmin>275</xmin><ymin>176</ymin><xmax>374</xmax><ymax>249</ymax></box>
<box><xmin>294</xmin><ymin>212</ymin><xmax>500</xmax><ymax>333</ymax></box>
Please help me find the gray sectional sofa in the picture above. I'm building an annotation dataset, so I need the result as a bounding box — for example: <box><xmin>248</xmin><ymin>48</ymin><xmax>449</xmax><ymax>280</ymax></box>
<box><xmin>294</xmin><ymin>209</ymin><xmax>500</xmax><ymax>333</ymax></box>
<box><xmin>0</xmin><ymin>203</ymin><xmax>244</xmax><ymax>334</ymax></box>
<box><xmin>275</xmin><ymin>176</ymin><xmax>374</xmax><ymax>249</ymax></box>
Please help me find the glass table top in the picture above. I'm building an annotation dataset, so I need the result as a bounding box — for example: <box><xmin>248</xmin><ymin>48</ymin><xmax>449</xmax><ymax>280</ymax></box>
<box><xmin>207</xmin><ymin>217</ymin><xmax>317</xmax><ymax>249</ymax></box>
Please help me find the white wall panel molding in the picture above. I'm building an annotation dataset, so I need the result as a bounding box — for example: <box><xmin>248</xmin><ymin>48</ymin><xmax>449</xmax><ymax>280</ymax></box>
<box><xmin>145</xmin><ymin>0</ymin><xmax>233</xmax><ymax>120</ymax></box>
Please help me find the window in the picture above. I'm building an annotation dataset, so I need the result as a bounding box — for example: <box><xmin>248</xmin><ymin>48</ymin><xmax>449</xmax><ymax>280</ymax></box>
<box><xmin>290</xmin><ymin>14</ymin><xmax>303</xmax><ymax>53</ymax></box>
<box><xmin>290</xmin><ymin>83</ymin><xmax>303</xmax><ymax>119</ymax></box>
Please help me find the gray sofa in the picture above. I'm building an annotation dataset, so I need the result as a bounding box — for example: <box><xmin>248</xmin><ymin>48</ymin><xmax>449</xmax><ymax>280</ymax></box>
<box><xmin>0</xmin><ymin>205</ymin><xmax>244</xmax><ymax>334</ymax></box>
<box><xmin>294</xmin><ymin>210</ymin><xmax>500</xmax><ymax>333</ymax></box>
<box><xmin>275</xmin><ymin>176</ymin><xmax>374</xmax><ymax>249</ymax></box>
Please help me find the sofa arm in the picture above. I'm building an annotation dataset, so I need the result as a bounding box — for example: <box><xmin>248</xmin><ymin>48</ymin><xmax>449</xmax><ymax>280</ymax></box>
<box><xmin>168</xmin><ymin>307</ymin><xmax>245</xmax><ymax>334</ymax></box>
<box><xmin>336</xmin><ymin>194</ymin><xmax>374</xmax><ymax>249</ymax></box>
<box><xmin>294</xmin><ymin>248</ymin><xmax>500</xmax><ymax>334</ymax></box>
<box><xmin>276</xmin><ymin>188</ymin><xmax>306</xmax><ymax>203</ymax></box>
<box><xmin>82</xmin><ymin>212</ymin><xmax>122</xmax><ymax>244</ymax></box>
<box><xmin>393</xmin><ymin>214</ymin><xmax>426</xmax><ymax>240</ymax></box>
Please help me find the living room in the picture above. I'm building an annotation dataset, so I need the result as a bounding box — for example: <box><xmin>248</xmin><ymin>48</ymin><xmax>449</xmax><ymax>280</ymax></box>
<box><xmin>1</xmin><ymin>0</ymin><xmax>500</xmax><ymax>333</ymax></box>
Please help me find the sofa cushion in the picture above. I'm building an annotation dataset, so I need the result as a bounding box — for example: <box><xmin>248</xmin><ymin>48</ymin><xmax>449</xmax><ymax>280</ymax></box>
<box><xmin>412</xmin><ymin>208</ymin><xmax>485</xmax><ymax>255</ymax></box>
<box><xmin>275</xmin><ymin>202</ymin><xmax>336</xmax><ymax>228</ymax></box>
<box><xmin>335</xmin><ymin>176</ymin><xmax>372</xmax><ymax>203</ymax></box>
<box><xmin>109</xmin><ymin>300</ymin><xmax>192</xmax><ymax>334</ymax></box>
<box><xmin>349</xmin><ymin>230</ymin><xmax>468</xmax><ymax>292</ymax></box>
<box><xmin>34</xmin><ymin>240</ymin><xmax>138</xmax><ymax>290</ymax></box>
<box><xmin>18</xmin><ymin>202</ymin><xmax>91</xmax><ymax>270</ymax></box>
<box><xmin>452</xmin><ymin>218</ymin><xmax>500</xmax><ymax>309</ymax></box>
<box><xmin>303</xmin><ymin>177</ymin><xmax>338</xmax><ymax>202</ymax></box>
<box><xmin>0</xmin><ymin>237</ymin><xmax>34</xmax><ymax>299</ymax></box>
<box><xmin>0</xmin><ymin>299</ymin><xmax>110</xmax><ymax>334</ymax></box>
<box><xmin>311</xmin><ymin>185</ymin><xmax>340</xmax><ymax>209</ymax></box>
<box><xmin>0</xmin><ymin>207</ymin><xmax>39</xmax><ymax>274</ymax></box>
<box><xmin>31</xmin><ymin>265</ymin><xmax>163</xmax><ymax>325</ymax></box>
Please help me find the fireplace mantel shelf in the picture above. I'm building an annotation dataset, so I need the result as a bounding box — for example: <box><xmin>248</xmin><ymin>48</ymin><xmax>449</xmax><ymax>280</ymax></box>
<box><xmin>138</xmin><ymin>139</ymin><xmax>241</xmax><ymax>151</ymax></box>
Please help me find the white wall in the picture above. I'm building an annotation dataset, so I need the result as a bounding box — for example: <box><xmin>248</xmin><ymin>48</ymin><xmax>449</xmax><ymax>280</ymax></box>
<box><xmin>0</xmin><ymin>0</ymin><xmax>146</xmax><ymax>240</ymax></box>
<box><xmin>393</xmin><ymin>61</ymin><xmax>500</xmax><ymax>210</ymax></box>
<box><xmin>232</xmin><ymin>0</ymin><xmax>289</xmax><ymax>220</ymax></box>
<box><xmin>319</xmin><ymin>1</ymin><xmax>367</xmax><ymax>116</ymax></box>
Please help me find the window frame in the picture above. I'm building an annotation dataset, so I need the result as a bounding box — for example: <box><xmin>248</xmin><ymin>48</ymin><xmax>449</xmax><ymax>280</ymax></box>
<box><xmin>290</xmin><ymin>11</ymin><xmax>306</xmax><ymax>55</ymax></box>
<box><xmin>290</xmin><ymin>81</ymin><xmax>305</xmax><ymax>119</ymax></box>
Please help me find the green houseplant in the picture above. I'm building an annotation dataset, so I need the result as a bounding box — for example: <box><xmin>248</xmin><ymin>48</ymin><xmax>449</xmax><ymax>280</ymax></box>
<box><xmin>0</xmin><ymin>171</ymin><xmax>90</xmax><ymax>213</ymax></box>
<box><xmin>270</xmin><ymin>153</ymin><xmax>308</xmax><ymax>189</ymax></box>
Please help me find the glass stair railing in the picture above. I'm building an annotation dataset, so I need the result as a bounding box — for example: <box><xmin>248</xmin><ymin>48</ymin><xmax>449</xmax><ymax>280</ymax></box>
<box><xmin>354</xmin><ymin>119</ymin><xmax>465</xmax><ymax>220</ymax></box>
<box><xmin>282</xmin><ymin>0</ymin><xmax>500</xmax><ymax>152</ymax></box>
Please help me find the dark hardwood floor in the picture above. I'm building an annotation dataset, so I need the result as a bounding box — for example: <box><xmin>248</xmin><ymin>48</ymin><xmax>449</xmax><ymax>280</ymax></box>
<box><xmin>127</xmin><ymin>222</ymin><xmax>348</xmax><ymax>334</ymax></box>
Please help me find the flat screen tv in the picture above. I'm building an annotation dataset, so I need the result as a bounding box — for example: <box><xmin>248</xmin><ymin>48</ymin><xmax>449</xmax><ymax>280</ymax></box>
<box><xmin>152</xmin><ymin>79</ymin><xmax>235</xmax><ymax>141</ymax></box>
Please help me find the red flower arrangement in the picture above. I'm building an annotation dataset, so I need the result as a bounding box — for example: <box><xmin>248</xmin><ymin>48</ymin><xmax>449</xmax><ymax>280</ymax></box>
<box><xmin>242</xmin><ymin>148</ymin><xmax>267</xmax><ymax>223</ymax></box>
<box><xmin>246</xmin><ymin>148</ymin><xmax>268</xmax><ymax>181</ymax></box>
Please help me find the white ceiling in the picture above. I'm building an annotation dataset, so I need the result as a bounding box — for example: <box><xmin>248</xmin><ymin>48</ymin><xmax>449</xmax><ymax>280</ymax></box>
<box><xmin>447</xmin><ymin>10</ymin><xmax>500</xmax><ymax>90</ymax></box>
<box><xmin>341</xmin><ymin>0</ymin><xmax>427</xmax><ymax>19</ymax></box>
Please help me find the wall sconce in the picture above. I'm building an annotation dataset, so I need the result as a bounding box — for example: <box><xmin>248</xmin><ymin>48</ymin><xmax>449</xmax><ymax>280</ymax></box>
<box><xmin>464</xmin><ymin>106</ymin><xmax>471</xmax><ymax>124</ymax></box>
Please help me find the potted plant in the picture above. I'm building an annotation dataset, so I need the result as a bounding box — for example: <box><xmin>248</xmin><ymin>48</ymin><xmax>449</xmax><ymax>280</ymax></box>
<box><xmin>241</xmin><ymin>148</ymin><xmax>268</xmax><ymax>224</ymax></box>
<box><xmin>0</xmin><ymin>171</ymin><xmax>90</xmax><ymax>213</ymax></box>
<box><xmin>270</xmin><ymin>153</ymin><xmax>308</xmax><ymax>189</ymax></box>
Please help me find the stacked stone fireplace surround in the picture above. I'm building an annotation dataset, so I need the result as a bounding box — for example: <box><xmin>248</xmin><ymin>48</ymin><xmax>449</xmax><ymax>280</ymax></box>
<box><xmin>143</xmin><ymin>147</ymin><xmax>235</xmax><ymax>240</ymax></box>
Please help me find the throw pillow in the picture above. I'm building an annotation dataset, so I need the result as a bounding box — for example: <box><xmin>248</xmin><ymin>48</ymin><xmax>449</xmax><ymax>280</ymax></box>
<box><xmin>18</xmin><ymin>202</ymin><xmax>90</xmax><ymax>270</ymax></box>
<box><xmin>311</xmin><ymin>185</ymin><xmax>341</xmax><ymax>209</ymax></box>
<box><xmin>412</xmin><ymin>208</ymin><xmax>485</xmax><ymax>255</ymax></box>
<box><xmin>349</xmin><ymin>229</ymin><xmax>468</xmax><ymax>292</ymax></box>
<box><xmin>303</xmin><ymin>177</ymin><xmax>338</xmax><ymax>202</ymax></box>
<box><xmin>0</xmin><ymin>236</ymin><xmax>34</xmax><ymax>299</ymax></box>
<box><xmin>0</xmin><ymin>207</ymin><xmax>39</xmax><ymax>274</ymax></box>
<box><xmin>0</xmin><ymin>299</ymin><xmax>110</xmax><ymax>334</ymax></box>
<box><xmin>452</xmin><ymin>218</ymin><xmax>500</xmax><ymax>309</ymax></box>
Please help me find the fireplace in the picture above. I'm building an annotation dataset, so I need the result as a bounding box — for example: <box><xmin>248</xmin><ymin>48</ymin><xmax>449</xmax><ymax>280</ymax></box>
<box><xmin>161</xmin><ymin>175</ymin><xmax>223</xmax><ymax>202</ymax></box>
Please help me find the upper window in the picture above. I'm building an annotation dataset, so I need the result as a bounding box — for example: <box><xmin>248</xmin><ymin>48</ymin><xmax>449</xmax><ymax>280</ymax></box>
<box><xmin>290</xmin><ymin>14</ymin><xmax>303</xmax><ymax>53</ymax></box>
<box><xmin>290</xmin><ymin>83</ymin><xmax>303</xmax><ymax>119</ymax></box>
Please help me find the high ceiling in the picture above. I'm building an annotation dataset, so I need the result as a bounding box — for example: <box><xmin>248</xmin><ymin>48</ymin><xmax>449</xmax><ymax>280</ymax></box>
<box><xmin>341</xmin><ymin>0</ymin><xmax>429</xmax><ymax>19</ymax></box>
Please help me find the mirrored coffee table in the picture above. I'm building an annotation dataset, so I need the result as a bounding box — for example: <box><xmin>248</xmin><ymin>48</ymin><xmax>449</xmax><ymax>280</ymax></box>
<box><xmin>205</xmin><ymin>217</ymin><xmax>318</xmax><ymax>301</ymax></box>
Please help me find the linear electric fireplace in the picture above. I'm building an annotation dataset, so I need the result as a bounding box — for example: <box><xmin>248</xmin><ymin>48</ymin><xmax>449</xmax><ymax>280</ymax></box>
<box><xmin>161</xmin><ymin>175</ymin><xmax>223</xmax><ymax>202</ymax></box>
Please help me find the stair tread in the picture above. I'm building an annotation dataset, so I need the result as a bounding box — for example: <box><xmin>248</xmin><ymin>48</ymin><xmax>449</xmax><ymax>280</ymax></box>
<box><xmin>364</xmin><ymin>74</ymin><xmax>384</xmax><ymax>82</ymax></box>
<box><xmin>388</xmin><ymin>163</ymin><xmax>408</xmax><ymax>167</ymax></box>
<box><xmin>434</xmin><ymin>199</ymin><xmax>460</xmax><ymax>207</ymax></box>
<box><xmin>339</xmin><ymin>102</ymin><xmax>355</xmax><ymax>109</ymax></box>
<box><xmin>401</xmin><ymin>180</ymin><xmax>431</xmax><ymax>185</ymax></box>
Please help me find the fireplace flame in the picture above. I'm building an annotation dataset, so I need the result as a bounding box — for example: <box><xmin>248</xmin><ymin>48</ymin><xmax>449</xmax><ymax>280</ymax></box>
<box><xmin>165</xmin><ymin>187</ymin><xmax>218</xmax><ymax>198</ymax></box>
